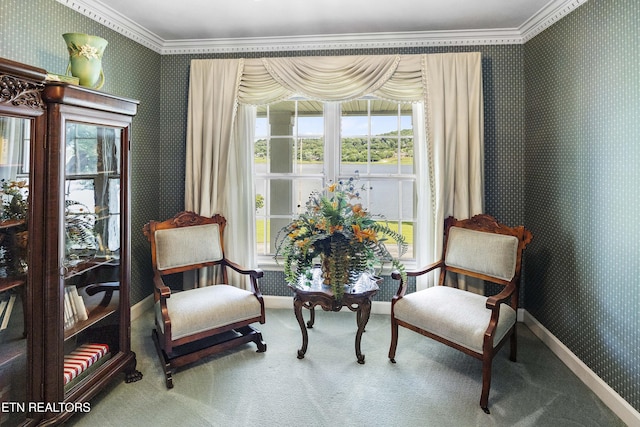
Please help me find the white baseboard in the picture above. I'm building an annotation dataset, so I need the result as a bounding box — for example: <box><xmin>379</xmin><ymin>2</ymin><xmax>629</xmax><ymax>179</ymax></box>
<box><xmin>264</xmin><ymin>295</ymin><xmax>390</xmax><ymax>315</ymax></box>
<box><xmin>522</xmin><ymin>310</ymin><xmax>640</xmax><ymax>427</ymax></box>
<box><xmin>131</xmin><ymin>294</ymin><xmax>154</xmax><ymax>321</ymax></box>
<box><xmin>264</xmin><ymin>295</ymin><xmax>293</xmax><ymax>310</ymax></box>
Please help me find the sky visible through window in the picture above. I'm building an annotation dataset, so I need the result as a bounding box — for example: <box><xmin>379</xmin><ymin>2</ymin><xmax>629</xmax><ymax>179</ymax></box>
<box><xmin>255</xmin><ymin>115</ymin><xmax>410</xmax><ymax>138</ymax></box>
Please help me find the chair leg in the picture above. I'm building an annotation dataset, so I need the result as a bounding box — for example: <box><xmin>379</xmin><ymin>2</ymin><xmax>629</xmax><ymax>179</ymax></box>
<box><xmin>480</xmin><ymin>355</ymin><xmax>492</xmax><ymax>414</ymax></box>
<box><xmin>254</xmin><ymin>330</ymin><xmax>267</xmax><ymax>353</ymax></box>
<box><xmin>388</xmin><ymin>317</ymin><xmax>399</xmax><ymax>363</ymax></box>
<box><xmin>152</xmin><ymin>329</ymin><xmax>174</xmax><ymax>389</ymax></box>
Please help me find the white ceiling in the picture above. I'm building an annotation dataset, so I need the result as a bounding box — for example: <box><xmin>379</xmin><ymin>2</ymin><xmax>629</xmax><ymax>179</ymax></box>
<box><xmin>58</xmin><ymin>0</ymin><xmax>587</xmax><ymax>54</ymax></box>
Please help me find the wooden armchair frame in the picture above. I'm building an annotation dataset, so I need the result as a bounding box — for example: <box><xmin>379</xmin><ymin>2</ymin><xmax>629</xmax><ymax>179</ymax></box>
<box><xmin>143</xmin><ymin>211</ymin><xmax>266</xmax><ymax>388</ymax></box>
<box><xmin>389</xmin><ymin>214</ymin><xmax>532</xmax><ymax>413</ymax></box>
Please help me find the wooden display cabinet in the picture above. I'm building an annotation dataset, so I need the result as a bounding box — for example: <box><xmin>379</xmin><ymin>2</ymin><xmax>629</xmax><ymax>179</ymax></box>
<box><xmin>0</xmin><ymin>57</ymin><xmax>142</xmax><ymax>426</ymax></box>
<box><xmin>40</xmin><ymin>81</ymin><xmax>142</xmax><ymax>424</ymax></box>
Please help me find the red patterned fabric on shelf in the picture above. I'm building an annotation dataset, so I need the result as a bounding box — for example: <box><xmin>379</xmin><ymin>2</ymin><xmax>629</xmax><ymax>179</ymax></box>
<box><xmin>63</xmin><ymin>343</ymin><xmax>109</xmax><ymax>385</ymax></box>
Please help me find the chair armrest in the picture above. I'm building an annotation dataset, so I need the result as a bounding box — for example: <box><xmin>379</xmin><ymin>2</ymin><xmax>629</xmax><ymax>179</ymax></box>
<box><xmin>153</xmin><ymin>273</ymin><xmax>171</xmax><ymax>299</ymax></box>
<box><xmin>408</xmin><ymin>260</ymin><xmax>445</xmax><ymax>277</ymax></box>
<box><xmin>152</xmin><ymin>273</ymin><xmax>173</xmax><ymax>352</ymax></box>
<box><xmin>223</xmin><ymin>259</ymin><xmax>264</xmax><ymax>297</ymax></box>
<box><xmin>483</xmin><ymin>283</ymin><xmax>517</xmax><ymax>349</ymax></box>
<box><xmin>224</xmin><ymin>258</ymin><xmax>264</xmax><ymax>279</ymax></box>
<box><xmin>486</xmin><ymin>283</ymin><xmax>516</xmax><ymax>310</ymax></box>
<box><xmin>391</xmin><ymin>260</ymin><xmax>444</xmax><ymax>298</ymax></box>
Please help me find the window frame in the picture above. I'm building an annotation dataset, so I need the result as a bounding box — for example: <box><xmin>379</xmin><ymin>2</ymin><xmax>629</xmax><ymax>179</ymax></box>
<box><xmin>255</xmin><ymin>97</ymin><xmax>417</xmax><ymax>269</ymax></box>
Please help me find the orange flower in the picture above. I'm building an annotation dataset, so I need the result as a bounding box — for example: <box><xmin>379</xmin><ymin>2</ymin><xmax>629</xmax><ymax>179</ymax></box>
<box><xmin>353</xmin><ymin>224</ymin><xmax>377</xmax><ymax>242</ymax></box>
<box><xmin>328</xmin><ymin>183</ymin><xmax>337</xmax><ymax>192</ymax></box>
<box><xmin>362</xmin><ymin>228</ymin><xmax>377</xmax><ymax>242</ymax></box>
<box><xmin>329</xmin><ymin>225</ymin><xmax>343</xmax><ymax>234</ymax></box>
<box><xmin>295</xmin><ymin>238</ymin><xmax>310</xmax><ymax>248</ymax></box>
<box><xmin>351</xmin><ymin>204</ymin><xmax>366</xmax><ymax>217</ymax></box>
<box><xmin>288</xmin><ymin>229</ymin><xmax>300</xmax><ymax>239</ymax></box>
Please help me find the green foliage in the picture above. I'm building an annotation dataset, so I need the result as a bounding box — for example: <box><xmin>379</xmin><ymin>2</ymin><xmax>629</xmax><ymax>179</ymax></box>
<box><xmin>255</xmin><ymin>129</ymin><xmax>413</xmax><ymax>163</ymax></box>
<box><xmin>255</xmin><ymin>194</ymin><xmax>264</xmax><ymax>211</ymax></box>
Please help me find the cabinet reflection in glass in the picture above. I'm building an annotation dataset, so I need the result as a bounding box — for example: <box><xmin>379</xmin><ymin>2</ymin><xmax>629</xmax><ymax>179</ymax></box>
<box><xmin>0</xmin><ymin>115</ymin><xmax>30</xmax><ymax>427</ymax></box>
<box><xmin>0</xmin><ymin>116</ymin><xmax>29</xmax><ymax>278</ymax></box>
<box><xmin>65</xmin><ymin>123</ymin><xmax>121</xmax><ymax>262</ymax></box>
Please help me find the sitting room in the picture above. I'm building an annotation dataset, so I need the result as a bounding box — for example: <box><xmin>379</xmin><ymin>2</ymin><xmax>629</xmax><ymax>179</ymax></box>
<box><xmin>0</xmin><ymin>0</ymin><xmax>638</xmax><ymax>425</ymax></box>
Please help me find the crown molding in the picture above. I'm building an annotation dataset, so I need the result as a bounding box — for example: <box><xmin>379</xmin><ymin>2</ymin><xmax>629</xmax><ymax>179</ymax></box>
<box><xmin>56</xmin><ymin>0</ymin><xmax>588</xmax><ymax>55</ymax></box>
<box><xmin>55</xmin><ymin>0</ymin><xmax>164</xmax><ymax>52</ymax></box>
<box><xmin>520</xmin><ymin>0</ymin><xmax>590</xmax><ymax>42</ymax></box>
<box><xmin>159</xmin><ymin>29</ymin><xmax>525</xmax><ymax>55</ymax></box>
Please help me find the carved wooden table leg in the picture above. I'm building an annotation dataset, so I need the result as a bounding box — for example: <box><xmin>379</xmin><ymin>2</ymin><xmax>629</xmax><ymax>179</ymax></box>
<box><xmin>355</xmin><ymin>299</ymin><xmax>372</xmax><ymax>364</ymax></box>
<box><xmin>306</xmin><ymin>306</ymin><xmax>315</xmax><ymax>328</ymax></box>
<box><xmin>293</xmin><ymin>296</ymin><xmax>308</xmax><ymax>359</ymax></box>
<box><xmin>288</xmin><ymin>271</ymin><xmax>380</xmax><ymax>363</ymax></box>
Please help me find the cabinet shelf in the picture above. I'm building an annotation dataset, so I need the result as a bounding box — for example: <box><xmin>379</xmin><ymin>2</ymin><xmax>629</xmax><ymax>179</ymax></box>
<box><xmin>0</xmin><ymin>219</ymin><xmax>25</xmax><ymax>230</ymax></box>
<box><xmin>0</xmin><ymin>276</ymin><xmax>24</xmax><ymax>292</ymax></box>
<box><xmin>63</xmin><ymin>287</ymin><xmax>119</xmax><ymax>340</ymax></box>
<box><xmin>65</xmin><ymin>256</ymin><xmax>119</xmax><ymax>279</ymax></box>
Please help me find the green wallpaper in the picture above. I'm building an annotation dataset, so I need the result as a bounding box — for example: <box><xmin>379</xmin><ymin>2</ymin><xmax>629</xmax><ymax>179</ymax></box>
<box><xmin>524</xmin><ymin>0</ymin><xmax>639</xmax><ymax>412</ymax></box>
<box><xmin>0</xmin><ymin>0</ymin><xmax>162</xmax><ymax>305</ymax></box>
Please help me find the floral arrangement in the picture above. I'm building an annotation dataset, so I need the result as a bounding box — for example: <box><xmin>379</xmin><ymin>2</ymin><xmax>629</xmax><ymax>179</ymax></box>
<box><xmin>1</xmin><ymin>179</ymin><xmax>28</xmax><ymax>222</ymax></box>
<box><xmin>275</xmin><ymin>178</ymin><xmax>407</xmax><ymax>299</ymax></box>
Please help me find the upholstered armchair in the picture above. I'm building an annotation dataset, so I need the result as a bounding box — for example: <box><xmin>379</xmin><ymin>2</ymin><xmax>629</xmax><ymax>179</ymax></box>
<box><xmin>143</xmin><ymin>211</ymin><xmax>266</xmax><ymax>388</ymax></box>
<box><xmin>389</xmin><ymin>214</ymin><xmax>532</xmax><ymax>413</ymax></box>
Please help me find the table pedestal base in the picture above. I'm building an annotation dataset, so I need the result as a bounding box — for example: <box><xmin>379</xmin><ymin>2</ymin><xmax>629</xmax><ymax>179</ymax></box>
<box><xmin>293</xmin><ymin>293</ymin><xmax>373</xmax><ymax>364</ymax></box>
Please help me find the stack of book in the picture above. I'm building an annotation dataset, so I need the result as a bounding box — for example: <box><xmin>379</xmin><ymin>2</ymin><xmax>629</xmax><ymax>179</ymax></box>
<box><xmin>63</xmin><ymin>285</ymin><xmax>88</xmax><ymax>330</ymax></box>
<box><xmin>0</xmin><ymin>293</ymin><xmax>16</xmax><ymax>331</ymax></box>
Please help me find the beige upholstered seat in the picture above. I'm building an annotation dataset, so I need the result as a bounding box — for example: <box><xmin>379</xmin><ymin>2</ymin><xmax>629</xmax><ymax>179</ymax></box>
<box><xmin>389</xmin><ymin>214</ymin><xmax>532</xmax><ymax>413</ymax></box>
<box><xmin>156</xmin><ymin>284</ymin><xmax>262</xmax><ymax>341</ymax></box>
<box><xmin>143</xmin><ymin>211</ymin><xmax>266</xmax><ymax>388</ymax></box>
<box><xmin>393</xmin><ymin>286</ymin><xmax>517</xmax><ymax>354</ymax></box>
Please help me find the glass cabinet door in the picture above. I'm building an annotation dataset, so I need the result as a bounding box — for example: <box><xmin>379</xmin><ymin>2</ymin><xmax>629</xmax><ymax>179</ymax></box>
<box><xmin>61</xmin><ymin>121</ymin><xmax>122</xmax><ymax>393</ymax></box>
<box><xmin>0</xmin><ymin>116</ymin><xmax>31</xmax><ymax>426</ymax></box>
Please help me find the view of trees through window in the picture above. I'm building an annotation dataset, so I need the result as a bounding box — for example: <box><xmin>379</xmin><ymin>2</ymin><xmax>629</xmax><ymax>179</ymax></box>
<box><xmin>254</xmin><ymin>98</ymin><xmax>416</xmax><ymax>261</ymax></box>
<box><xmin>255</xmin><ymin>129</ymin><xmax>414</xmax><ymax>163</ymax></box>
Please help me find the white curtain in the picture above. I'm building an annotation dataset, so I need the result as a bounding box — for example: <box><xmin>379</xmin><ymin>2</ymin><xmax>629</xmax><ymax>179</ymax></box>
<box><xmin>185</xmin><ymin>53</ymin><xmax>484</xmax><ymax>292</ymax></box>
<box><xmin>420</xmin><ymin>53</ymin><xmax>485</xmax><ymax>291</ymax></box>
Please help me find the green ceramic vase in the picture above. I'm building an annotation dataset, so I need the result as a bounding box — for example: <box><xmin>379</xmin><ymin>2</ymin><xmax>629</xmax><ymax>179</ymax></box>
<box><xmin>63</xmin><ymin>33</ymin><xmax>108</xmax><ymax>89</ymax></box>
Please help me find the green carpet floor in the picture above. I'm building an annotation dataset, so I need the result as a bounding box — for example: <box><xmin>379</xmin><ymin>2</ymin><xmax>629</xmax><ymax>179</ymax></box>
<box><xmin>66</xmin><ymin>307</ymin><xmax>624</xmax><ymax>427</ymax></box>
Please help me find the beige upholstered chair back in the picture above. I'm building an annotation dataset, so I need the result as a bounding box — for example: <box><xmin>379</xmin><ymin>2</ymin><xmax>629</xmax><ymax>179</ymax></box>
<box><xmin>154</xmin><ymin>223</ymin><xmax>223</xmax><ymax>272</ymax></box>
<box><xmin>144</xmin><ymin>212</ymin><xmax>228</xmax><ymax>276</ymax></box>
<box><xmin>444</xmin><ymin>226</ymin><xmax>519</xmax><ymax>282</ymax></box>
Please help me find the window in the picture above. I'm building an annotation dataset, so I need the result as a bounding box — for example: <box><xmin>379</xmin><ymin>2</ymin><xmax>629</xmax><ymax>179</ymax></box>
<box><xmin>254</xmin><ymin>97</ymin><xmax>416</xmax><ymax>263</ymax></box>
<box><xmin>0</xmin><ymin>117</ymin><xmax>31</xmax><ymax>181</ymax></box>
